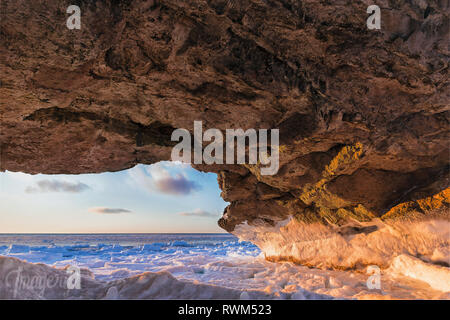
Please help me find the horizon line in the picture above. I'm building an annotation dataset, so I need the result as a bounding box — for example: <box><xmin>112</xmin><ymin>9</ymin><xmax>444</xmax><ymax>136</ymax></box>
<box><xmin>0</xmin><ymin>232</ymin><xmax>230</xmax><ymax>235</ymax></box>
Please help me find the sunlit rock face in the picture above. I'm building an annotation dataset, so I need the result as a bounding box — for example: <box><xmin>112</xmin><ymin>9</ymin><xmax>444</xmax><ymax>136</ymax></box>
<box><xmin>0</xmin><ymin>0</ymin><xmax>449</xmax><ymax>268</ymax></box>
<box><xmin>234</xmin><ymin>215</ymin><xmax>450</xmax><ymax>270</ymax></box>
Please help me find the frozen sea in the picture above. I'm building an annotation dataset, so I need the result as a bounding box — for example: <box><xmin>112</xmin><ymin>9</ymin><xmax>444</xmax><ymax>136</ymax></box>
<box><xmin>0</xmin><ymin>233</ymin><xmax>262</xmax><ymax>283</ymax></box>
<box><xmin>0</xmin><ymin>233</ymin><xmax>447</xmax><ymax>299</ymax></box>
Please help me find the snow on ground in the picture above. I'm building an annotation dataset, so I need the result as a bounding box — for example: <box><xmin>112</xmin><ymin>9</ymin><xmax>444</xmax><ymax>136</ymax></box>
<box><xmin>0</xmin><ymin>234</ymin><xmax>448</xmax><ymax>299</ymax></box>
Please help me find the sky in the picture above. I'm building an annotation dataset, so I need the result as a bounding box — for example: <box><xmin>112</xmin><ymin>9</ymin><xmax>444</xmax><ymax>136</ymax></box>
<box><xmin>0</xmin><ymin>162</ymin><xmax>229</xmax><ymax>233</ymax></box>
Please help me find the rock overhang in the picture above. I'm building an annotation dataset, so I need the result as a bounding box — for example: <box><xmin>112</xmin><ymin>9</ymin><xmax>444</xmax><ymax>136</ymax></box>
<box><xmin>0</xmin><ymin>0</ymin><xmax>449</xmax><ymax>268</ymax></box>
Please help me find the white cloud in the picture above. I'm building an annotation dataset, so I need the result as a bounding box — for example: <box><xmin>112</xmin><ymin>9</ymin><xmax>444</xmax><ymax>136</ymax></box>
<box><xmin>88</xmin><ymin>207</ymin><xmax>131</xmax><ymax>214</ymax></box>
<box><xmin>177</xmin><ymin>209</ymin><xmax>219</xmax><ymax>218</ymax></box>
<box><xmin>25</xmin><ymin>179</ymin><xmax>90</xmax><ymax>193</ymax></box>
<box><xmin>129</xmin><ymin>162</ymin><xmax>201</xmax><ymax>196</ymax></box>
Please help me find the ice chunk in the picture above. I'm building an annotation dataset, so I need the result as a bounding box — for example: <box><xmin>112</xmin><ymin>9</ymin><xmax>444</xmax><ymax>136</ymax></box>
<box><xmin>390</xmin><ymin>254</ymin><xmax>450</xmax><ymax>292</ymax></box>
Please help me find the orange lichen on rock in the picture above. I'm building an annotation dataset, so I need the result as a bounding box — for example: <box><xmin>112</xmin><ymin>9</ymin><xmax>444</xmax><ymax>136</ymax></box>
<box><xmin>382</xmin><ymin>188</ymin><xmax>450</xmax><ymax>220</ymax></box>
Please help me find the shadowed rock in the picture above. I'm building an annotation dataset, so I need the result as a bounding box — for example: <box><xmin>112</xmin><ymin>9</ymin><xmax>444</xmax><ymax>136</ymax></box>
<box><xmin>0</xmin><ymin>0</ymin><xmax>448</xmax><ymax>268</ymax></box>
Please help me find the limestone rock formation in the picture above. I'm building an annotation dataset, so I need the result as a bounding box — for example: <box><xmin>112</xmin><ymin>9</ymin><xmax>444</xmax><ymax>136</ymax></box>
<box><xmin>1</xmin><ymin>0</ymin><xmax>449</xmax><ymax>268</ymax></box>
